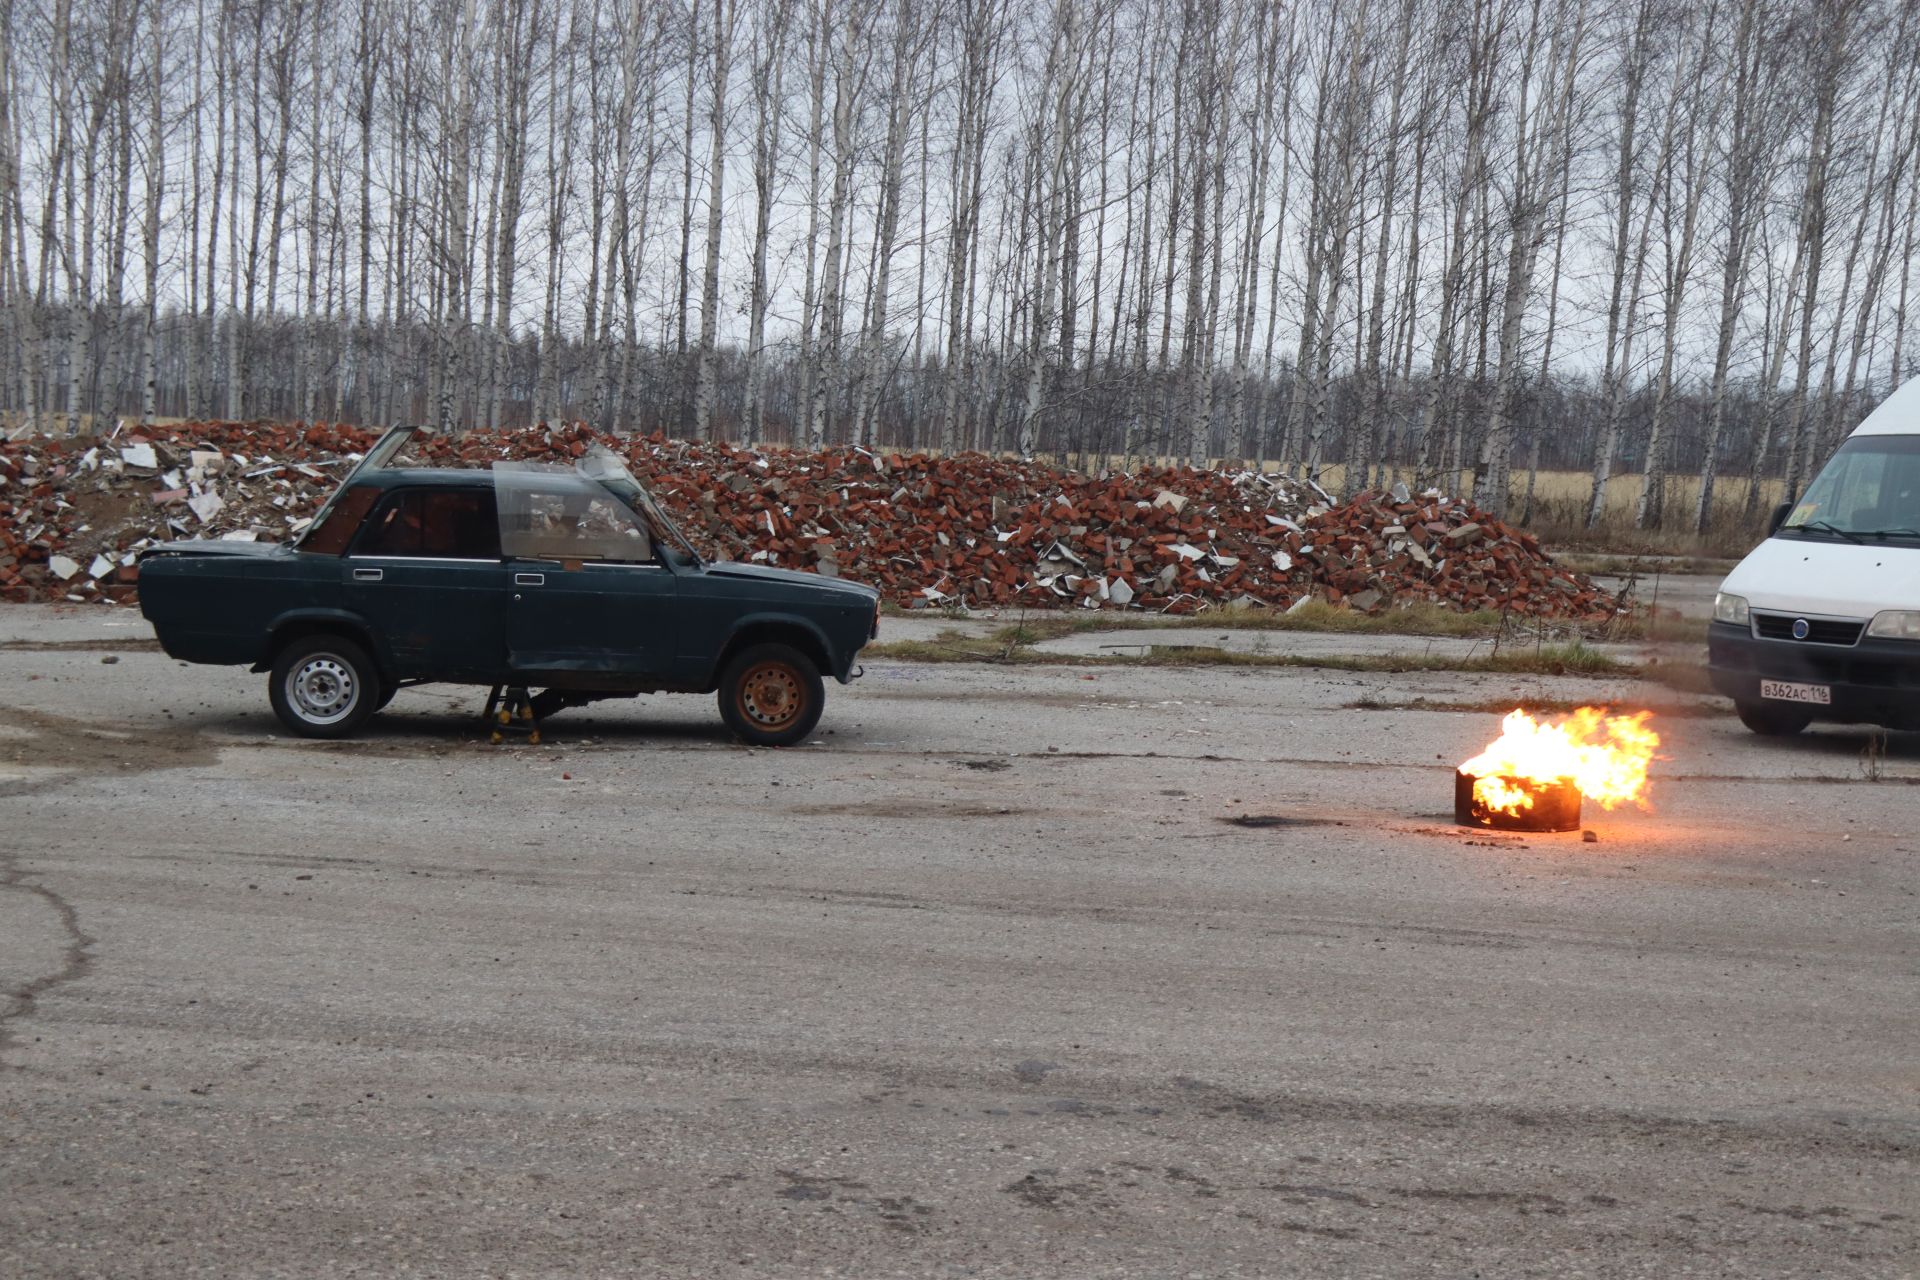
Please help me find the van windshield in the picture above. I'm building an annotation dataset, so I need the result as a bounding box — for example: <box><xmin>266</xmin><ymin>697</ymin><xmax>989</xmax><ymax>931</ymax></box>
<box><xmin>1781</xmin><ymin>435</ymin><xmax>1920</xmax><ymax>544</ymax></box>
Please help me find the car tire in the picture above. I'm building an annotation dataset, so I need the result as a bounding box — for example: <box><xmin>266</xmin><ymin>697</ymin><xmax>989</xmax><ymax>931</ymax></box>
<box><xmin>717</xmin><ymin>642</ymin><xmax>824</xmax><ymax>747</ymax></box>
<box><xmin>1735</xmin><ymin>700</ymin><xmax>1813</xmax><ymax>737</ymax></box>
<box><xmin>269</xmin><ymin>635</ymin><xmax>380</xmax><ymax>739</ymax></box>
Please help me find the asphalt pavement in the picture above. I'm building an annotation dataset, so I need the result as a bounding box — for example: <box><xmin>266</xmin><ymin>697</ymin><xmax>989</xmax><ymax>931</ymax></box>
<box><xmin>1</xmin><ymin>603</ymin><xmax>1914</xmax><ymax>1278</ymax></box>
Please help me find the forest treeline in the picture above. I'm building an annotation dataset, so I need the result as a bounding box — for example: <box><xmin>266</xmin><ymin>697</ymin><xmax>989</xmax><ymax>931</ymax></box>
<box><xmin>2</xmin><ymin>0</ymin><xmax>1917</xmax><ymax>530</ymax></box>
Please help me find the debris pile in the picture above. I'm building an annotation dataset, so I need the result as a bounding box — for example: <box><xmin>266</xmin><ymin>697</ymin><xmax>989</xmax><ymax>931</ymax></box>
<box><xmin>0</xmin><ymin>420</ymin><xmax>1616</xmax><ymax>619</ymax></box>
<box><xmin>0</xmin><ymin>422</ymin><xmax>368</xmax><ymax>604</ymax></box>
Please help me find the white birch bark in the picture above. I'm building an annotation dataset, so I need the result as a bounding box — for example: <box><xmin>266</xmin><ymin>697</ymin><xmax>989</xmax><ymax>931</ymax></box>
<box><xmin>694</xmin><ymin>0</ymin><xmax>734</xmax><ymax>441</ymax></box>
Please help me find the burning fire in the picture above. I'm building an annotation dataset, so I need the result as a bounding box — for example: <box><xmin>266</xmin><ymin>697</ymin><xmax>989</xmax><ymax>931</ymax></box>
<box><xmin>1459</xmin><ymin>707</ymin><xmax>1660</xmax><ymax>817</ymax></box>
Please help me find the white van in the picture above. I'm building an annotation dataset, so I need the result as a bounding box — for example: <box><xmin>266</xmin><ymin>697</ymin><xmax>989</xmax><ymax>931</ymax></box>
<box><xmin>1710</xmin><ymin>376</ymin><xmax>1920</xmax><ymax>736</ymax></box>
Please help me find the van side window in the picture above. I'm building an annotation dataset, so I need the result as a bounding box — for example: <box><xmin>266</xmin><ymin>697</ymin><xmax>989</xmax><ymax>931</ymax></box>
<box><xmin>355</xmin><ymin>490</ymin><xmax>501</xmax><ymax>559</ymax></box>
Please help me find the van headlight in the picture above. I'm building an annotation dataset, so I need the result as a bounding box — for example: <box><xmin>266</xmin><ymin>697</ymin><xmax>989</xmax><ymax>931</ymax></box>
<box><xmin>1867</xmin><ymin>610</ymin><xmax>1920</xmax><ymax>640</ymax></box>
<box><xmin>1713</xmin><ymin>593</ymin><xmax>1750</xmax><ymax>625</ymax></box>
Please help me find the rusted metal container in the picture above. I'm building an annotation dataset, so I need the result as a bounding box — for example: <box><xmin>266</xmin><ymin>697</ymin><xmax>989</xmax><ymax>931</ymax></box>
<box><xmin>1454</xmin><ymin>769</ymin><xmax>1582</xmax><ymax>832</ymax></box>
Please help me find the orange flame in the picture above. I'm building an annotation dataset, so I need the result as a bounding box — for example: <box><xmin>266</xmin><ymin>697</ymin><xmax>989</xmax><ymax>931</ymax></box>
<box><xmin>1459</xmin><ymin>708</ymin><xmax>1659</xmax><ymax>816</ymax></box>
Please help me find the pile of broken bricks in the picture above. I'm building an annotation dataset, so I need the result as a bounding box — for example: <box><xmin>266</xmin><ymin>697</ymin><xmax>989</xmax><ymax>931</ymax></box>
<box><xmin>0</xmin><ymin>420</ymin><xmax>1617</xmax><ymax>621</ymax></box>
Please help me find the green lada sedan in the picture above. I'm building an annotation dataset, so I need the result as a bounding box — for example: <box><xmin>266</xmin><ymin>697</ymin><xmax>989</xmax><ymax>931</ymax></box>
<box><xmin>139</xmin><ymin>427</ymin><xmax>880</xmax><ymax>746</ymax></box>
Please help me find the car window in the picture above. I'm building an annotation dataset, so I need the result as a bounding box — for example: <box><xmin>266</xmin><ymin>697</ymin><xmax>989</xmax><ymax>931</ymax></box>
<box><xmin>354</xmin><ymin>489</ymin><xmax>502</xmax><ymax>559</ymax></box>
<box><xmin>494</xmin><ymin>467</ymin><xmax>655</xmax><ymax>563</ymax></box>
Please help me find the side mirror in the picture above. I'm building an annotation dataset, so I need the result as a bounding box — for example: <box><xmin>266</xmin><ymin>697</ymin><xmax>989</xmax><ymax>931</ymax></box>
<box><xmin>1768</xmin><ymin>502</ymin><xmax>1791</xmax><ymax>535</ymax></box>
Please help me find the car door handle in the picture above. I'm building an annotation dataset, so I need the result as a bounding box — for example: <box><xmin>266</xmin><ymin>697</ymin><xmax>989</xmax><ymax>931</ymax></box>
<box><xmin>514</xmin><ymin>572</ymin><xmax>545</xmax><ymax>586</ymax></box>
<box><xmin>352</xmin><ymin>567</ymin><xmax>384</xmax><ymax>582</ymax></box>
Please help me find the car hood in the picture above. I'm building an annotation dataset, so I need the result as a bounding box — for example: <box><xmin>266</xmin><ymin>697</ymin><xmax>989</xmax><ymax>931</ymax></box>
<box><xmin>1720</xmin><ymin>536</ymin><xmax>1920</xmax><ymax>617</ymax></box>
<box><xmin>140</xmin><ymin>539</ymin><xmax>290</xmax><ymax>560</ymax></box>
<box><xmin>703</xmin><ymin>560</ymin><xmax>879</xmax><ymax>600</ymax></box>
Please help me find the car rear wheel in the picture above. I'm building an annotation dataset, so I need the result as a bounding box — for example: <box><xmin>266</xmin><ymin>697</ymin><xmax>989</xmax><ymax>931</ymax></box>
<box><xmin>717</xmin><ymin>643</ymin><xmax>824</xmax><ymax>747</ymax></box>
<box><xmin>1735</xmin><ymin>700</ymin><xmax>1813</xmax><ymax>737</ymax></box>
<box><xmin>270</xmin><ymin>636</ymin><xmax>379</xmax><ymax>739</ymax></box>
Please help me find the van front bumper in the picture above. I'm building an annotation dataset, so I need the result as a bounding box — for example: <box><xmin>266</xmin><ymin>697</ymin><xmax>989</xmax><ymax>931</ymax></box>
<box><xmin>1708</xmin><ymin>621</ymin><xmax>1920</xmax><ymax>729</ymax></box>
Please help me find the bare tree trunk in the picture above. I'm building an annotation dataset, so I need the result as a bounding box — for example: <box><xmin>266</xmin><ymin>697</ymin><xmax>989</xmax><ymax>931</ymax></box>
<box><xmin>1778</xmin><ymin>4</ymin><xmax>1852</xmax><ymax>502</ymax></box>
<box><xmin>853</xmin><ymin>0</ymin><xmax>927</xmax><ymax>450</ymax></box>
<box><xmin>1416</xmin><ymin>0</ymin><xmax>1498</xmax><ymax>491</ymax></box>
<box><xmin>694</xmin><ymin>0</ymin><xmax>735</xmax><ymax>442</ymax></box>
<box><xmin>796</xmin><ymin>1</ymin><xmax>829</xmax><ymax>447</ymax></box>
<box><xmin>1585</xmin><ymin>0</ymin><xmax>1656</xmax><ymax>527</ymax></box>
<box><xmin>1283</xmin><ymin>23</ymin><xmax>1338</xmax><ymax>473</ymax></box>
<box><xmin>1018</xmin><ymin>2</ymin><xmax>1079</xmax><ymax>459</ymax></box>
<box><xmin>1477</xmin><ymin>0</ymin><xmax>1586</xmax><ymax>519</ymax></box>
<box><xmin>941</xmin><ymin>0</ymin><xmax>1003</xmax><ymax>455</ymax></box>
<box><xmin>1696</xmin><ymin>0</ymin><xmax>1765</xmax><ymax>534</ymax></box>
<box><xmin>1635</xmin><ymin>9</ymin><xmax>1717</xmax><ymax>530</ymax></box>
<box><xmin>140</xmin><ymin>0</ymin><xmax>165</xmax><ymax>425</ymax></box>
<box><xmin>1355</xmin><ymin>0</ymin><xmax>1418</xmax><ymax>490</ymax></box>
<box><xmin>743</xmin><ymin>0</ymin><xmax>791</xmax><ymax>442</ymax></box>
<box><xmin>674</xmin><ymin>0</ymin><xmax>702</xmax><ymax>382</ymax></box>
<box><xmin>1822</xmin><ymin>23</ymin><xmax>1916</xmax><ymax>454</ymax></box>
<box><xmin>808</xmin><ymin>1</ymin><xmax>870</xmax><ymax>449</ymax></box>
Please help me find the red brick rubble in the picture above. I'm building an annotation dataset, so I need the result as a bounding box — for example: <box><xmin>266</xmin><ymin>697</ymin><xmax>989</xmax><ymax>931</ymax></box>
<box><xmin>0</xmin><ymin>421</ymin><xmax>1616</xmax><ymax>619</ymax></box>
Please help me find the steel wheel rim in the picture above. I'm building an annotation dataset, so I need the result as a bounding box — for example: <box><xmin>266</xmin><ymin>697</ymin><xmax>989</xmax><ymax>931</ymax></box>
<box><xmin>737</xmin><ymin>661</ymin><xmax>804</xmax><ymax>730</ymax></box>
<box><xmin>285</xmin><ymin>654</ymin><xmax>359</xmax><ymax>725</ymax></box>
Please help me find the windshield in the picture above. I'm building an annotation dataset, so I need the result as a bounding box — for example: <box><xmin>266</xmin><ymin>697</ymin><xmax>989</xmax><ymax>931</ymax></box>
<box><xmin>575</xmin><ymin>447</ymin><xmax>705</xmax><ymax>565</ymax></box>
<box><xmin>1781</xmin><ymin>435</ymin><xmax>1920</xmax><ymax>544</ymax></box>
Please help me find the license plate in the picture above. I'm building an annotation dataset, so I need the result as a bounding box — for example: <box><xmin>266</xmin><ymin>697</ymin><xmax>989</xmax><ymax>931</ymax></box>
<box><xmin>1760</xmin><ymin>679</ymin><xmax>1831</xmax><ymax>705</ymax></box>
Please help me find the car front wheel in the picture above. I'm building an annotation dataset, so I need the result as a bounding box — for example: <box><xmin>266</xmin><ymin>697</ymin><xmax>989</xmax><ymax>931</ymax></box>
<box><xmin>1735</xmin><ymin>699</ymin><xmax>1813</xmax><ymax>737</ymax></box>
<box><xmin>717</xmin><ymin>643</ymin><xmax>824</xmax><ymax>747</ymax></box>
<box><xmin>270</xmin><ymin>636</ymin><xmax>379</xmax><ymax>739</ymax></box>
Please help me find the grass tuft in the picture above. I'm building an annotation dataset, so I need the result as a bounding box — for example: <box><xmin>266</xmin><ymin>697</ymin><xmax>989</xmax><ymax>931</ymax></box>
<box><xmin>862</xmin><ymin>634</ymin><xmax>1631</xmax><ymax>678</ymax></box>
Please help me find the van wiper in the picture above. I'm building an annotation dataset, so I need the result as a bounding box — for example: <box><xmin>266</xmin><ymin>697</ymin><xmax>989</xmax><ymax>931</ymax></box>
<box><xmin>1860</xmin><ymin>527</ymin><xmax>1920</xmax><ymax>540</ymax></box>
<box><xmin>1791</xmin><ymin>519</ymin><xmax>1866</xmax><ymax>544</ymax></box>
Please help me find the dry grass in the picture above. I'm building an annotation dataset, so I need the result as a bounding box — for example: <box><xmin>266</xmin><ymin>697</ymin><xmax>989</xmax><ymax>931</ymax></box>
<box><xmin>905</xmin><ymin>599</ymin><xmax>1701</xmax><ymax>646</ymax></box>
<box><xmin>1555</xmin><ymin>552</ymin><xmax>1741</xmax><ymax>577</ymax></box>
<box><xmin>981</xmin><ymin>601</ymin><xmax>1513</xmax><ymax>644</ymax></box>
<box><xmin>1027</xmin><ymin>456</ymin><xmax>1780</xmax><ymax>558</ymax></box>
<box><xmin>864</xmin><ymin>628</ymin><xmax>1628</xmax><ymax>677</ymax></box>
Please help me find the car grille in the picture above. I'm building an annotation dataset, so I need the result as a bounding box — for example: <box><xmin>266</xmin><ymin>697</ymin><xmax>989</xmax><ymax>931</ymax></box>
<box><xmin>1753</xmin><ymin>613</ymin><xmax>1863</xmax><ymax>646</ymax></box>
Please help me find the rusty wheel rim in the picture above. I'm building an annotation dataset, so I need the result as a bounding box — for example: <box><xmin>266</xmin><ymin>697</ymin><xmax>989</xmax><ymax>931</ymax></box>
<box><xmin>736</xmin><ymin>661</ymin><xmax>805</xmax><ymax>731</ymax></box>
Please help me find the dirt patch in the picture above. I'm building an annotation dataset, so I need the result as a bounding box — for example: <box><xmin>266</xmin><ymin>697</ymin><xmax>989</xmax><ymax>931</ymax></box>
<box><xmin>0</xmin><ymin>638</ymin><xmax>164</xmax><ymax>653</ymax></box>
<box><xmin>1</xmin><ymin>708</ymin><xmax>222</xmax><ymax>787</ymax></box>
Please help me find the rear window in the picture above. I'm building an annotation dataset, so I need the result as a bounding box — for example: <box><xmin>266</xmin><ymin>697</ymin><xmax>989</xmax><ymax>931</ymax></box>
<box><xmin>354</xmin><ymin>489</ymin><xmax>501</xmax><ymax>559</ymax></box>
<box><xmin>301</xmin><ymin>485</ymin><xmax>381</xmax><ymax>555</ymax></box>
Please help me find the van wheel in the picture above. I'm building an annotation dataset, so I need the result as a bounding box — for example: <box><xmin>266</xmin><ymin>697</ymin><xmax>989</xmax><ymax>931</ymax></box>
<box><xmin>270</xmin><ymin>636</ymin><xmax>379</xmax><ymax>739</ymax></box>
<box><xmin>718</xmin><ymin>643</ymin><xmax>824</xmax><ymax>747</ymax></box>
<box><xmin>1735</xmin><ymin>700</ymin><xmax>1812</xmax><ymax>737</ymax></box>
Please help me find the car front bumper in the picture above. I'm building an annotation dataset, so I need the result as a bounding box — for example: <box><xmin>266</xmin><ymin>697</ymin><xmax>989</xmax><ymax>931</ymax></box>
<box><xmin>1707</xmin><ymin>621</ymin><xmax>1920</xmax><ymax>729</ymax></box>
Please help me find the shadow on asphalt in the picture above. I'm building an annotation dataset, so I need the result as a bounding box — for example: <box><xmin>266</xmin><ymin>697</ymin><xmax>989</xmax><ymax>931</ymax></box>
<box><xmin>1749</xmin><ymin>725</ymin><xmax>1920</xmax><ymax>759</ymax></box>
<box><xmin>186</xmin><ymin>707</ymin><xmax>750</xmax><ymax>749</ymax></box>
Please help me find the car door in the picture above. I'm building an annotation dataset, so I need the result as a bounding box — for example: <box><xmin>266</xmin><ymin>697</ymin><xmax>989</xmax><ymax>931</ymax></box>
<box><xmin>494</xmin><ymin>466</ymin><xmax>677</xmax><ymax>677</ymax></box>
<box><xmin>345</xmin><ymin>486</ymin><xmax>511</xmax><ymax>680</ymax></box>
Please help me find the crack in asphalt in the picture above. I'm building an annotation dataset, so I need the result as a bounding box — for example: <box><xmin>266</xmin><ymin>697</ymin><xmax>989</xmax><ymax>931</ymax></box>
<box><xmin>0</xmin><ymin>853</ymin><xmax>96</xmax><ymax>1068</ymax></box>
<box><xmin>0</xmin><ymin>710</ymin><xmax>215</xmax><ymax>1064</ymax></box>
